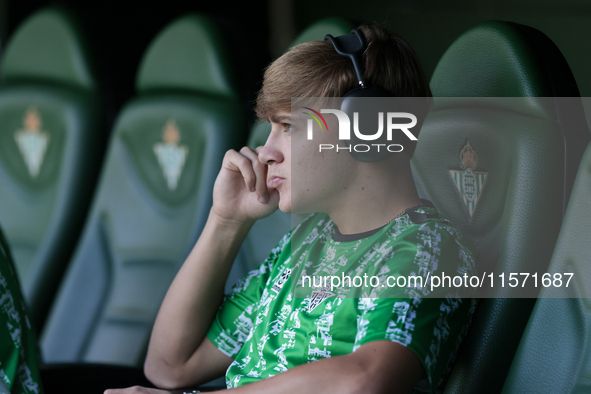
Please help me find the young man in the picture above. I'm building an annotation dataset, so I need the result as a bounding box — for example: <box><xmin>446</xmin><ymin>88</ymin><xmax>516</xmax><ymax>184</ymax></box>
<box><xmin>107</xmin><ymin>24</ymin><xmax>478</xmax><ymax>394</ymax></box>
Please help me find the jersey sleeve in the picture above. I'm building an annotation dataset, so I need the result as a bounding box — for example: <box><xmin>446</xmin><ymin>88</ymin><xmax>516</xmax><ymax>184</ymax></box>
<box><xmin>353</xmin><ymin>219</ymin><xmax>479</xmax><ymax>393</ymax></box>
<box><xmin>206</xmin><ymin>231</ymin><xmax>291</xmax><ymax>358</ymax></box>
<box><xmin>353</xmin><ymin>296</ymin><xmax>478</xmax><ymax>394</ymax></box>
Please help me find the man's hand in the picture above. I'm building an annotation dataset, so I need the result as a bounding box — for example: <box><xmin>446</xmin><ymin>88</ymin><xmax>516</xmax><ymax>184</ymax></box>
<box><xmin>104</xmin><ymin>387</ymin><xmax>171</xmax><ymax>394</ymax></box>
<box><xmin>212</xmin><ymin>146</ymin><xmax>280</xmax><ymax>223</ymax></box>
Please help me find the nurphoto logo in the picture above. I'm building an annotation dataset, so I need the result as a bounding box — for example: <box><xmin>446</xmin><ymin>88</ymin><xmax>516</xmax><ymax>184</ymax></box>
<box><xmin>303</xmin><ymin>108</ymin><xmax>417</xmax><ymax>153</ymax></box>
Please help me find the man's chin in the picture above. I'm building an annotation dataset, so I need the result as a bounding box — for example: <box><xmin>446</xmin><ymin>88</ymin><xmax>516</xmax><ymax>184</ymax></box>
<box><xmin>278</xmin><ymin>200</ymin><xmax>291</xmax><ymax>214</ymax></box>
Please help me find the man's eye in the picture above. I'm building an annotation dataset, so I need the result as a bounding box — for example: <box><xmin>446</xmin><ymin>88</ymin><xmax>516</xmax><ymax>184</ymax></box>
<box><xmin>283</xmin><ymin>123</ymin><xmax>293</xmax><ymax>132</ymax></box>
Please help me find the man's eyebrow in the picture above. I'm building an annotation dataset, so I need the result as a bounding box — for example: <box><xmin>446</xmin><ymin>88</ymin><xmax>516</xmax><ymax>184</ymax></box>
<box><xmin>270</xmin><ymin>115</ymin><xmax>291</xmax><ymax>123</ymax></box>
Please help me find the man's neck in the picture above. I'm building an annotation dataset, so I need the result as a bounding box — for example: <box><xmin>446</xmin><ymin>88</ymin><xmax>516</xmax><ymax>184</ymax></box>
<box><xmin>326</xmin><ymin>159</ymin><xmax>421</xmax><ymax>235</ymax></box>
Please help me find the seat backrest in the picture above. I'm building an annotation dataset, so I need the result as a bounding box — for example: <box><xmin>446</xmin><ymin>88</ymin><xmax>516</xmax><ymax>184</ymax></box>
<box><xmin>501</xmin><ymin>140</ymin><xmax>591</xmax><ymax>393</ymax></box>
<box><xmin>0</xmin><ymin>6</ymin><xmax>101</xmax><ymax>330</ymax></box>
<box><xmin>40</xmin><ymin>14</ymin><xmax>244</xmax><ymax>366</ymax></box>
<box><xmin>225</xmin><ymin>17</ymin><xmax>354</xmax><ymax>291</ymax></box>
<box><xmin>410</xmin><ymin>21</ymin><xmax>590</xmax><ymax>393</ymax></box>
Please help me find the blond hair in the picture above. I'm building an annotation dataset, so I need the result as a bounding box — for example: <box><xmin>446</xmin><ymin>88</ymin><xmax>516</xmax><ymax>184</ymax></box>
<box><xmin>255</xmin><ymin>24</ymin><xmax>432</xmax><ymax>121</ymax></box>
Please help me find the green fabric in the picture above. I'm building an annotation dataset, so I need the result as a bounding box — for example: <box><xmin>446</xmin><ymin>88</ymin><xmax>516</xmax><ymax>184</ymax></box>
<box><xmin>135</xmin><ymin>14</ymin><xmax>237</xmax><ymax>98</ymax></box>
<box><xmin>0</xmin><ymin>7</ymin><xmax>96</xmax><ymax>91</ymax></box>
<box><xmin>0</xmin><ymin>230</ymin><xmax>43</xmax><ymax>394</ymax></box>
<box><xmin>207</xmin><ymin>206</ymin><xmax>478</xmax><ymax>393</ymax></box>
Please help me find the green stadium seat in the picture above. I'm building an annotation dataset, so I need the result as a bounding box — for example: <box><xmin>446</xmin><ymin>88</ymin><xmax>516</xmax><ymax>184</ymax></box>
<box><xmin>225</xmin><ymin>17</ymin><xmax>354</xmax><ymax>291</ymax></box>
<box><xmin>39</xmin><ymin>13</ymin><xmax>244</xmax><ymax>366</ymax></box>
<box><xmin>410</xmin><ymin>21</ymin><xmax>590</xmax><ymax>393</ymax></box>
<box><xmin>501</xmin><ymin>140</ymin><xmax>591</xmax><ymax>393</ymax></box>
<box><xmin>0</xmin><ymin>7</ymin><xmax>101</xmax><ymax>330</ymax></box>
<box><xmin>289</xmin><ymin>17</ymin><xmax>355</xmax><ymax>48</ymax></box>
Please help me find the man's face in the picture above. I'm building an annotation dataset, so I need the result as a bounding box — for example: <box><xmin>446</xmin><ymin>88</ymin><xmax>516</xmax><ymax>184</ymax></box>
<box><xmin>258</xmin><ymin>108</ymin><xmax>358</xmax><ymax>214</ymax></box>
<box><xmin>257</xmin><ymin>111</ymin><xmax>292</xmax><ymax>213</ymax></box>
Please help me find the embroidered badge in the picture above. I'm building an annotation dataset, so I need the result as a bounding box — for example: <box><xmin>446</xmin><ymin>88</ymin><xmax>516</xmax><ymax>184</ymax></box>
<box><xmin>153</xmin><ymin>119</ymin><xmax>189</xmax><ymax>191</ymax></box>
<box><xmin>14</xmin><ymin>106</ymin><xmax>50</xmax><ymax>178</ymax></box>
<box><xmin>308</xmin><ymin>284</ymin><xmax>335</xmax><ymax>313</ymax></box>
<box><xmin>449</xmin><ymin>141</ymin><xmax>487</xmax><ymax>217</ymax></box>
<box><xmin>272</xmin><ymin>268</ymin><xmax>292</xmax><ymax>293</ymax></box>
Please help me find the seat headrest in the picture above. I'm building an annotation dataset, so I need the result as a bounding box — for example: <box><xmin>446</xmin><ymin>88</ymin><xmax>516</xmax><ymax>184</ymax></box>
<box><xmin>430</xmin><ymin>21</ymin><xmax>579</xmax><ymax>116</ymax></box>
<box><xmin>289</xmin><ymin>17</ymin><xmax>355</xmax><ymax>48</ymax></box>
<box><xmin>0</xmin><ymin>7</ymin><xmax>96</xmax><ymax>91</ymax></box>
<box><xmin>136</xmin><ymin>14</ymin><xmax>237</xmax><ymax>98</ymax></box>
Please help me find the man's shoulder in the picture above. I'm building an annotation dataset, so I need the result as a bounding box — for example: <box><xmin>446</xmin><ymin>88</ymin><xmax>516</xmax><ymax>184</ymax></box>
<box><xmin>377</xmin><ymin>204</ymin><xmax>479</xmax><ymax>279</ymax></box>
<box><xmin>396</xmin><ymin>204</ymin><xmax>478</xmax><ymax>256</ymax></box>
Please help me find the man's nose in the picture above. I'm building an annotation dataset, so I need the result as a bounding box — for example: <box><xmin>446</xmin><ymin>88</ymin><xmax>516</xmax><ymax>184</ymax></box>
<box><xmin>257</xmin><ymin>130</ymin><xmax>284</xmax><ymax>165</ymax></box>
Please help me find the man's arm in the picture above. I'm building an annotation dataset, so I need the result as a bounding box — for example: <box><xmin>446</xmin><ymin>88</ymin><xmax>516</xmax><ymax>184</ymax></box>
<box><xmin>143</xmin><ymin>210</ymin><xmax>251</xmax><ymax>388</ymax></box>
<box><xmin>109</xmin><ymin>340</ymin><xmax>425</xmax><ymax>394</ymax></box>
<box><xmin>214</xmin><ymin>340</ymin><xmax>424</xmax><ymax>394</ymax></box>
<box><xmin>144</xmin><ymin>146</ymin><xmax>280</xmax><ymax>389</ymax></box>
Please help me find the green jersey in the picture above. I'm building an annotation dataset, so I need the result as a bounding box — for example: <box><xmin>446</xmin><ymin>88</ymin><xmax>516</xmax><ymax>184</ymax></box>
<box><xmin>207</xmin><ymin>204</ymin><xmax>478</xmax><ymax>393</ymax></box>
<box><xmin>0</xmin><ymin>231</ymin><xmax>43</xmax><ymax>394</ymax></box>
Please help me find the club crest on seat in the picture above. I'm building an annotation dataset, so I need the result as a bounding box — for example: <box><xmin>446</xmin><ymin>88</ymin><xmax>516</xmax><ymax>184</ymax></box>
<box><xmin>153</xmin><ymin>119</ymin><xmax>189</xmax><ymax>191</ymax></box>
<box><xmin>14</xmin><ymin>106</ymin><xmax>51</xmax><ymax>178</ymax></box>
<box><xmin>449</xmin><ymin>141</ymin><xmax>487</xmax><ymax>217</ymax></box>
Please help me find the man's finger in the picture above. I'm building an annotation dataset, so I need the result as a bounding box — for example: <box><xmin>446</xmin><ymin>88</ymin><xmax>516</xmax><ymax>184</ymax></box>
<box><xmin>240</xmin><ymin>147</ymin><xmax>269</xmax><ymax>202</ymax></box>
<box><xmin>224</xmin><ymin>149</ymin><xmax>256</xmax><ymax>192</ymax></box>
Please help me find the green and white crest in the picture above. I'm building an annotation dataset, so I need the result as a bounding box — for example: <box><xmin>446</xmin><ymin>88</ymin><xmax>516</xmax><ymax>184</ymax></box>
<box><xmin>14</xmin><ymin>106</ymin><xmax>51</xmax><ymax>178</ymax></box>
<box><xmin>153</xmin><ymin>119</ymin><xmax>189</xmax><ymax>191</ymax></box>
<box><xmin>449</xmin><ymin>141</ymin><xmax>487</xmax><ymax>217</ymax></box>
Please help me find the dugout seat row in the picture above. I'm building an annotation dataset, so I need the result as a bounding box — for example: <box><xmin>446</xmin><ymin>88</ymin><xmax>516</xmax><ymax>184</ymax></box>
<box><xmin>39</xmin><ymin>13</ymin><xmax>245</xmax><ymax>366</ymax></box>
<box><xmin>411</xmin><ymin>21</ymin><xmax>590</xmax><ymax>393</ymax></box>
<box><xmin>0</xmin><ymin>7</ymin><xmax>102</xmax><ymax>330</ymax></box>
<box><xmin>0</xmin><ymin>7</ymin><xmax>356</xmax><ymax>368</ymax></box>
<box><xmin>38</xmin><ymin>13</ymin><xmax>357</xmax><ymax>368</ymax></box>
<box><xmin>1</xmin><ymin>6</ymin><xmax>591</xmax><ymax>393</ymax></box>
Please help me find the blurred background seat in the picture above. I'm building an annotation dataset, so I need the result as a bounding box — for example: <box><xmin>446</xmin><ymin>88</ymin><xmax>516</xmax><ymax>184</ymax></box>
<box><xmin>224</xmin><ymin>17</ymin><xmax>355</xmax><ymax>292</ymax></box>
<box><xmin>0</xmin><ymin>6</ymin><xmax>102</xmax><ymax>331</ymax></box>
<box><xmin>501</xmin><ymin>140</ymin><xmax>591</xmax><ymax>393</ymax></box>
<box><xmin>39</xmin><ymin>13</ymin><xmax>245</xmax><ymax>367</ymax></box>
<box><xmin>410</xmin><ymin>21</ymin><xmax>590</xmax><ymax>393</ymax></box>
